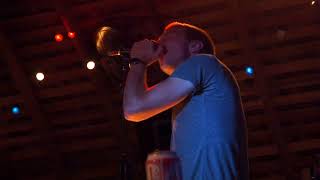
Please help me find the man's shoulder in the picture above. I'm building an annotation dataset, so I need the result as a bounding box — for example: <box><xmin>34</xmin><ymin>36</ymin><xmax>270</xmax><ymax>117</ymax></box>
<box><xmin>172</xmin><ymin>54</ymin><xmax>220</xmax><ymax>78</ymax></box>
<box><xmin>187</xmin><ymin>54</ymin><xmax>218</xmax><ymax>64</ymax></box>
<box><xmin>183</xmin><ymin>54</ymin><xmax>220</xmax><ymax>69</ymax></box>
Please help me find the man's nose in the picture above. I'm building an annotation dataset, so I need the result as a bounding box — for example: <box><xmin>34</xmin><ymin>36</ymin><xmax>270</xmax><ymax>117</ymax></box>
<box><xmin>156</xmin><ymin>36</ymin><xmax>165</xmax><ymax>45</ymax></box>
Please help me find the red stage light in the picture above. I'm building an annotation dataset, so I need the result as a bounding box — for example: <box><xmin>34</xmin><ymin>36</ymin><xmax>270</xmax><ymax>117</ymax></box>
<box><xmin>55</xmin><ymin>34</ymin><xmax>64</xmax><ymax>42</ymax></box>
<box><xmin>68</xmin><ymin>32</ymin><xmax>76</xmax><ymax>39</ymax></box>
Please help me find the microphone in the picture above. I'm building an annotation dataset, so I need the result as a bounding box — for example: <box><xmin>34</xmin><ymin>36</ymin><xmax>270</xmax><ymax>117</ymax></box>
<box><xmin>96</xmin><ymin>26</ymin><xmax>130</xmax><ymax>58</ymax></box>
<box><xmin>96</xmin><ymin>26</ymin><xmax>166</xmax><ymax>59</ymax></box>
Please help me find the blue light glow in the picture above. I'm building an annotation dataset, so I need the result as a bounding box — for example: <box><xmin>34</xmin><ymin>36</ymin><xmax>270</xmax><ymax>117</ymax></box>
<box><xmin>12</xmin><ymin>106</ymin><xmax>20</xmax><ymax>115</ymax></box>
<box><xmin>245</xmin><ymin>66</ymin><xmax>254</xmax><ymax>76</ymax></box>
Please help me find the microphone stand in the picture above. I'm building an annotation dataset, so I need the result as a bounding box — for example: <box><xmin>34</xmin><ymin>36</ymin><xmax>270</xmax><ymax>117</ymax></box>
<box><xmin>100</xmin><ymin>54</ymin><xmax>132</xmax><ymax>180</ymax></box>
<box><xmin>112</xmin><ymin>55</ymin><xmax>131</xmax><ymax>180</ymax></box>
<box><xmin>96</xmin><ymin>26</ymin><xmax>137</xmax><ymax>179</ymax></box>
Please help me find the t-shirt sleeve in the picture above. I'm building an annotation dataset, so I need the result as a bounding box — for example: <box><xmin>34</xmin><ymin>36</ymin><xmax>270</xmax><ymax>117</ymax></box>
<box><xmin>170</xmin><ymin>54</ymin><xmax>217</xmax><ymax>94</ymax></box>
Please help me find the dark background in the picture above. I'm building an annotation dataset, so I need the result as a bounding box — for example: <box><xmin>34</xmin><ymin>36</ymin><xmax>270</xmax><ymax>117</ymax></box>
<box><xmin>0</xmin><ymin>0</ymin><xmax>320</xmax><ymax>179</ymax></box>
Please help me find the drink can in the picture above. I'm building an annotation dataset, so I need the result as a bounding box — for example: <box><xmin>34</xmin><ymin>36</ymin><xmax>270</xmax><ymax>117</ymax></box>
<box><xmin>145</xmin><ymin>150</ymin><xmax>182</xmax><ymax>180</ymax></box>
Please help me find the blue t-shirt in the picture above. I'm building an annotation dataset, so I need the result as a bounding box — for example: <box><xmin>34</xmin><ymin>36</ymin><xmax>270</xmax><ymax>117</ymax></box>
<box><xmin>170</xmin><ymin>54</ymin><xmax>249</xmax><ymax>180</ymax></box>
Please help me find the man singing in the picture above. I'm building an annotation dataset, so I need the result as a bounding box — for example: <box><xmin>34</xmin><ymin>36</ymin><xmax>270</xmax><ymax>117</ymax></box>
<box><xmin>123</xmin><ymin>22</ymin><xmax>249</xmax><ymax>180</ymax></box>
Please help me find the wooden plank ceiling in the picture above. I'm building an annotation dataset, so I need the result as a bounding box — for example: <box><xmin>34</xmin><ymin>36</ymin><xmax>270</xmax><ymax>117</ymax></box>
<box><xmin>0</xmin><ymin>0</ymin><xmax>319</xmax><ymax>179</ymax></box>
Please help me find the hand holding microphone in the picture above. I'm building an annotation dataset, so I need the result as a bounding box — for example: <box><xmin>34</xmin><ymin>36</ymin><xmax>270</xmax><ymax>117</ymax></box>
<box><xmin>130</xmin><ymin>39</ymin><xmax>165</xmax><ymax>66</ymax></box>
<box><xmin>95</xmin><ymin>26</ymin><xmax>166</xmax><ymax>66</ymax></box>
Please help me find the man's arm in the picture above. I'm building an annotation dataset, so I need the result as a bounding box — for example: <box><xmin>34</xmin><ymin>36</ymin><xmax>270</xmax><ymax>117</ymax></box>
<box><xmin>123</xmin><ymin>64</ymin><xmax>194</xmax><ymax>122</ymax></box>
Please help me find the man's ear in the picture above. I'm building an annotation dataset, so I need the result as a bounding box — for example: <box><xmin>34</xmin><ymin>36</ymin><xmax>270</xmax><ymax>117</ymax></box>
<box><xmin>189</xmin><ymin>40</ymin><xmax>204</xmax><ymax>54</ymax></box>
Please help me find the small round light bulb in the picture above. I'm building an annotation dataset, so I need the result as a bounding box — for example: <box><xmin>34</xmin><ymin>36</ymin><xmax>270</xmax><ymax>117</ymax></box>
<box><xmin>55</xmin><ymin>34</ymin><xmax>64</xmax><ymax>42</ymax></box>
<box><xmin>36</xmin><ymin>72</ymin><xmax>45</xmax><ymax>81</ymax></box>
<box><xmin>245</xmin><ymin>66</ymin><xmax>254</xmax><ymax>76</ymax></box>
<box><xmin>68</xmin><ymin>32</ymin><xmax>76</xmax><ymax>39</ymax></box>
<box><xmin>87</xmin><ymin>61</ymin><xmax>95</xmax><ymax>70</ymax></box>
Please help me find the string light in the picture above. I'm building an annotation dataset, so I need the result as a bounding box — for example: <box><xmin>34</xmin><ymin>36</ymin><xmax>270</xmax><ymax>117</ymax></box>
<box><xmin>36</xmin><ymin>72</ymin><xmax>45</xmax><ymax>81</ymax></box>
<box><xmin>311</xmin><ymin>0</ymin><xmax>316</xmax><ymax>6</ymax></box>
<box><xmin>55</xmin><ymin>34</ymin><xmax>64</xmax><ymax>42</ymax></box>
<box><xmin>245</xmin><ymin>66</ymin><xmax>254</xmax><ymax>76</ymax></box>
<box><xmin>12</xmin><ymin>106</ymin><xmax>20</xmax><ymax>115</ymax></box>
<box><xmin>86</xmin><ymin>61</ymin><xmax>95</xmax><ymax>70</ymax></box>
<box><xmin>68</xmin><ymin>32</ymin><xmax>76</xmax><ymax>39</ymax></box>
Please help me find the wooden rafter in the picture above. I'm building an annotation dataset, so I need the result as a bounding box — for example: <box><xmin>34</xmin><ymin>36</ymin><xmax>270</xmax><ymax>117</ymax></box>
<box><xmin>52</xmin><ymin>0</ymin><xmax>119</xmax><ymax>128</ymax></box>
<box><xmin>52</xmin><ymin>1</ymin><xmax>141</xmax><ymax>176</ymax></box>
<box><xmin>226</xmin><ymin>0</ymin><xmax>295</xmax><ymax>179</ymax></box>
<box><xmin>0</xmin><ymin>0</ymin><xmax>319</xmax><ymax>179</ymax></box>
<box><xmin>0</xmin><ymin>31</ymin><xmax>65</xmax><ymax>179</ymax></box>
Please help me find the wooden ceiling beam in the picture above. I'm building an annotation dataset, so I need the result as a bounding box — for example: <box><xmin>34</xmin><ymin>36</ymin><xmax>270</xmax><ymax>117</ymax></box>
<box><xmin>0</xmin><ymin>95</ymin><xmax>23</xmax><ymax>107</ymax></box>
<box><xmin>42</xmin><ymin>94</ymin><xmax>105</xmax><ymax>113</ymax></box>
<box><xmin>0</xmin><ymin>31</ymin><xmax>65</xmax><ymax>179</ymax></box>
<box><xmin>155</xmin><ymin>0</ymin><xmax>225</xmax><ymax>16</ymax></box>
<box><xmin>24</xmin><ymin>52</ymin><xmax>79</xmax><ymax>69</ymax></box>
<box><xmin>0</xmin><ymin>122</ymin><xmax>33</xmax><ymax>136</ymax></box>
<box><xmin>52</xmin><ymin>0</ymin><xmax>140</xmax><ymax>167</ymax></box>
<box><xmin>226</xmin><ymin>0</ymin><xmax>296</xmax><ymax>179</ymax></box>
<box><xmin>0</xmin><ymin>11</ymin><xmax>59</xmax><ymax>32</ymax></box>
<box><xmin>37</xmin><ymin>81</ymin><xmax>95</xmax><ymax>99</ymax></box>
<box><xmin>248</xmin><ymin>144</ymin><xmax>278</xmax><ymax>158</ymax></box>
<box><xmin>264</xmin><ymin>57</ymin><xmax>320</xmax><ymax>76</ymax></box>
<box><xmin>254</xmin><ymin>0</ymin><xmax>312</xmax><ymax>13</ymax></box>
<box><xmin>16</xmin><ymin>41</ymin><xmax>74</xmax><ymax>60</ymax></box>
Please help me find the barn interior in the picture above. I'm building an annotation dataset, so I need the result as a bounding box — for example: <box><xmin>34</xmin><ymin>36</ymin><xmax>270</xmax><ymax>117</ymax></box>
<box><xmin>0</xmin><ymin>0</ymin><xmax>320</xmax><ymax>179</ymax></box>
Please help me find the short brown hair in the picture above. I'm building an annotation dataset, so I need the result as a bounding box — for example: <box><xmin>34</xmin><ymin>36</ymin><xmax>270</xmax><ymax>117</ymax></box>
<box><xmin>165</xmin><ymin>22</ymin><xmax>215</xmax><ymax>55</ymax></box>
